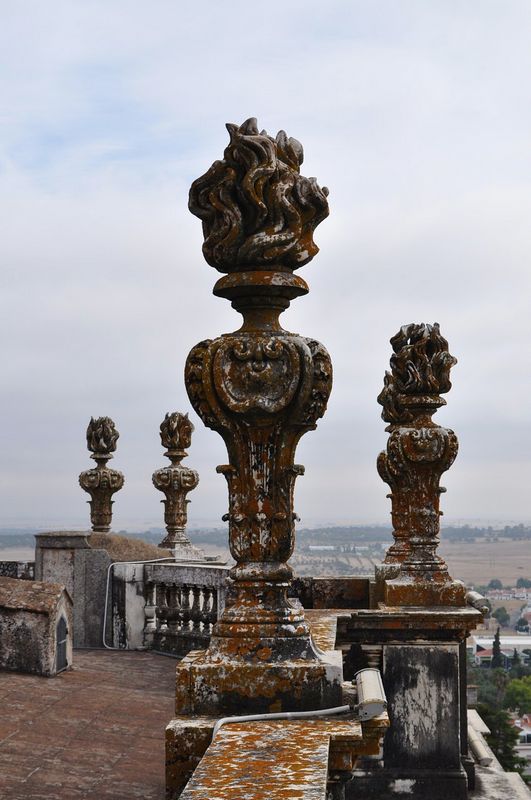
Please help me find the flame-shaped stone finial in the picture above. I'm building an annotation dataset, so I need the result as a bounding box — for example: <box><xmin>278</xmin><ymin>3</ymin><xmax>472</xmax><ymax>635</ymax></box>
<box><xmin>79</xmin><ymin>416</ymin><xmax>124</xmax><ymax>533</ymax></box>
<box><xmin>189</xmin><ymin>117</ymin><xmax>329</xmax><ymax>273</ymax></box>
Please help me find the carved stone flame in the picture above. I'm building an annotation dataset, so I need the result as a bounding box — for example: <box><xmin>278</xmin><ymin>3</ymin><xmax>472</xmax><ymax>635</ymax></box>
<box><xmin>86</xmin><ymin>416</ymin><xmax>119</xmax><ymax>455</ymax></box>
<box><xmin>189</xmin><ymin>117</ymin><xmax>329</xmax><ymax>272</ymax></box>
<box><xmin>160</xmin><ymin>411</ymin><xmax>194</xmax><ymax>452</ymax></box>
<box><xmin>377</xmin><ymin>323</ymin><xmax>457</xmax><ymax>425</ymax></box>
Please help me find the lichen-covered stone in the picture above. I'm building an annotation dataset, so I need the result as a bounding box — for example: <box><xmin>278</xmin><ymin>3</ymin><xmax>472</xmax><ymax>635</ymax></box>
<box><xmin>0</xmin><ymin>576</ymin><xmax>72</xmax><ymax>676</ymax></box>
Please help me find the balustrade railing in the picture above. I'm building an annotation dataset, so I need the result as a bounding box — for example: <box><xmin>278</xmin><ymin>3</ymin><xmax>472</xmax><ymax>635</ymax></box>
<box><xmin>143</xmin><ymin>562</ymin><xmax>229</xmax><ymax>656</ymax></box>
<box><xmin>0</xmin><ymin>561</ymin><xmax>35</xmax><ymax>580</ymax></box>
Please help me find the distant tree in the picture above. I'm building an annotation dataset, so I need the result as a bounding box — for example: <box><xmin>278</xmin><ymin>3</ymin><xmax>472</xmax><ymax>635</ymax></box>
<box><xmin>469</xmin><ymin>666</ymin><xmax>508</xmax><ymax>709</ymax></box>
<box><xmin>516</xmin><ymin>578</ymin><xmax>531</xmax><ymax>589</ymax></box>
<box><xmin>477</xmin><ymin>704</ymin><xmax>526</xmax><ymax>773</ymax></box>
<box><xmin>505</xmin><ymin>675</ymin><xmax>531</xmax><ymax>715</ymax></box>
<box><xmin>515</xmin><ymin>617</ymin><xmax>530</xmax><ymax>632</ymax></box>
<box><xmin>512</xmin><ymin>649</ymin><xmax>521</xmax><ymax>668</ymax></box>
<box><xmin>491</xmin><ymin>627</ymin><xmax>504</xmax><ymax>669</ymax></box>
<box><xmin>493</xmin><ymin>607</ymin><xmax>510</xmax><ymax>627</ymax></box>
<box><xmin>488</xmin><ymin>578</ymin><xmax>503</xmax><ymax>590</ymax></box>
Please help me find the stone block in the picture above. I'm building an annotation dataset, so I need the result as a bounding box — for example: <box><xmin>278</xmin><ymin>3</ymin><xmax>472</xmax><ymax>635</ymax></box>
<box><xmin>175</xmin><ymin>648</ymin><xmax>343</xmax><ymax>716</ymax></box>
<box><xmin>383</xmin><ymin>643</ymin><xmax>461</xmax><ymax>770</ymax></box>
<box><xmin>165</xmin><ymin>717</ymin><xmax>214</xmax><ymax>800</ymax></box>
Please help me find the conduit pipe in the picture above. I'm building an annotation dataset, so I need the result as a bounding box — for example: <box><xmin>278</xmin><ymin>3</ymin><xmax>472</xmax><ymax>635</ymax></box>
<box><xmin>213</xmin><ymin>705</ymin><xmax>352</xmax><ymax>737</ymax></box>
<box><xmin>102</xmin><ymin>557</ymin><xmax>175</xmax><ymax>650</ymax></box>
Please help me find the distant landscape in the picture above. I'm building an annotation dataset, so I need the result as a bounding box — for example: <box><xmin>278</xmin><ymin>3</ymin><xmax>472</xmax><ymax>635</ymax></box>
<box><xmin>1</xmin><ymin>523</ymin><xmax>530</xmax><ymax>589</ymax></box>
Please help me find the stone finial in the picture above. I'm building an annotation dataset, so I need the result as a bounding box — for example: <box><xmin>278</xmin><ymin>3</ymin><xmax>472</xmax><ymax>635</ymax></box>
<box><xmin>189</xmin><ymin>117</ymin><xmax>329</xmax><ymax>273</ymax></box>
<box><xmin>79</xmin><ymin>417</ymin><xmax>124</xmax><ymax>533</ymax></box>
<box><xmin>159</xmin><ymin>411</ymin><xmax>194</xmax><ymax>452</ymax></box>
<box><xmin>85</xmin><ymin>415</ymin><xmax>119</xmax><ymax>455</ymax></box>
<box><xmin>152</xmin><ymin>412</ymin><xmax>203</xmax><ymax>560</ymax></box>
<box><xmin>377</xmin><ymin>323</ymin><xmax>457</xmax><ymax>425</ymax></box>
<box><xmin>376</xmin><ymin>324</ymin><xmax>464</xmax><ymax>607</ymax></box>
<box><xmin>183</xmin><ymin>118</ymin><xmax>339</xmax><ymax>712</ymax></box>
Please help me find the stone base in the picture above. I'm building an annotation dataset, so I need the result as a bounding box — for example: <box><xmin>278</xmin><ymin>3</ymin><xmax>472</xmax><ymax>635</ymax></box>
<box><xmin>175</xmin><ymin>647</ymin><xmax>343</xmax><ymax>716</ymax></box>
<box><xmin>343</xmin><ymin>767</ymin><xmax>469</xmax><ymax>800</ymax></box>
<box><xmin>383</xmin><ymin>575</ymin><xmax>466</xmax><ymax>607</ymax></box>
<box><xmin>166</xmin><ymin>698</ymin><xmax>389</xmax><ymax>800</ymax></box>
<box><xmin>166</xmin><ymin>717</ymin><xmax>214</xmax><ymax>800</ymax></box>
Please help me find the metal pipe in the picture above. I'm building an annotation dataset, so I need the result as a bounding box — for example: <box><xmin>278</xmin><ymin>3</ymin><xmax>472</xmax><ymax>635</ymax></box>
<box><xmin>102</xmin><ymin>557</ymin><xmax>175</xmax><ymax>650</ymax></box>
<box><xmin>466</xmin><ymin>590</ymin><xmax>490</xmax><ymax>615</ymax></box>
<box><xmin>212</xmin><ymin>705</ymin><xmax>352</xmax><ymax>738</ymax></box>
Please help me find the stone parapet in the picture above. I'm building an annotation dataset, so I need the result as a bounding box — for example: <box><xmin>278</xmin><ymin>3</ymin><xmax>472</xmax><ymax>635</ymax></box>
<box><xmin>338</xmin><ymin>605</ymin><xmax>483</xmax><ymax>800</ymax></box>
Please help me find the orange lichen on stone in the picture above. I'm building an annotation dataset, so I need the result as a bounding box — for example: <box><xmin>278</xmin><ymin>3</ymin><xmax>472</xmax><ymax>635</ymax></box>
<box><xmin>179</xmin><ymin>718</ymin><xmax>363</xmax><ymax>800</ymax></box>
<box><xmin>304</xmin><ymin>609</ymin><xmax>347</xmax><ymax>652</ymax></box>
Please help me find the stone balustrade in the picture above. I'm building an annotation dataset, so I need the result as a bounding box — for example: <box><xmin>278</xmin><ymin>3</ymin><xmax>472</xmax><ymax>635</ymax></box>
<box><xmin>143</xmin><ymin>562</ymin><xmax>229</xmax><ymax>657</ymax></box>
<box><xmin>0</xmin><ymin>561</ymin><xmax>35</xmax><ymax>580</ymax></box>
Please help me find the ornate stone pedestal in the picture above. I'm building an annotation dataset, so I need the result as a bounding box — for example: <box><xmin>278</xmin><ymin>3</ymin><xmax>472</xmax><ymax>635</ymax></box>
<box><xmin>342</xmin><ymin>607</ymin><xmax>481</xmax><ymax>800</ymax></box>
<box><xmin>166</xmin><ymin>118</ymin><xmax>344</xmax><ymax>796</ymax></box>
<box><xmin>375</xmin><ymin>324</ymin><xmax>466</xmax><ymax>608</ymax></box>
<box><xmin>340</xmin><ymin>325</ymin><xmax>483</xmax><ymax>799</ymax></box>
<box><xmin>152</xmin><ymin>412</ymin><xmax>206</xmax><ymax>562</ymax></box>
<box><xmin>79</xmin><ymin>417</ymin><xmax>124</xmax><ymax>533</ymax></box>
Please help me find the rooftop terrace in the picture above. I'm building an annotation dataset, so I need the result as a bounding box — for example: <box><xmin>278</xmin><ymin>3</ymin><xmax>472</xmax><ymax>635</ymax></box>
<box><xmin>0</xmin><ymin>650</ymin><xmax>175</xmax><ymax>799</ymax></box>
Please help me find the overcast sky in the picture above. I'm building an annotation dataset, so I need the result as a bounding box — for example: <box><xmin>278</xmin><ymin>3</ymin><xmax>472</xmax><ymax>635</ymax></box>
<box><xmin>2</xmin><ymin>1</ymin><xmax>531</xmax><ymax>530</ymax></box>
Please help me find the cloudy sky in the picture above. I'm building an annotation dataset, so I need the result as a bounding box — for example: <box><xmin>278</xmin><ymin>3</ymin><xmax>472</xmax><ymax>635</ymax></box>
<box><xmin>2</xmin><ymin>1</ymin><xmax>531</xmax><ymax>530</ymax></box>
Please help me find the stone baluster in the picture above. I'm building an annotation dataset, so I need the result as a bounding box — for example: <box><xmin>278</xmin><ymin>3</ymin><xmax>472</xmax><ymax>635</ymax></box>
<box><xmin>144</xmin><ymin>581</ymin><xmax>157</xmax><ymax>644</ymax></box>
<box><xmin>376</xmin><ymin>323</ymin><xmax>465</xmax><ymax>607</ymax></box>
<box><xmin>203</xmin><ymin>587</ymin><xmax>216</xmax><ymax>632</ymax></box>
<box><xmin>190</xmin><ymin>587</ymin><xmax>202</xmax><ymax>631</ymax></box>
<box><xmin>152</xmin><ymin>413</ymin><xmax>205</xmax><ymax>560</ymax></box>
<box><xmin>180</xmin><ymin>586</ymin><xmax>191</xmax><ymax>630</ymax></box>
<box><xmin>167</xmin><ymin>584</ymin><xmax>181</xmax><ymax>635</ymax></box>
<box><xmin>157</xmin><ymin>587</ymin><xmax>169</xmax><ymax>632</ymax></box>
<box><xmin>79</xmin><ymin>416</ymin><xmax>124</xmax><ymax>533</ymax></box>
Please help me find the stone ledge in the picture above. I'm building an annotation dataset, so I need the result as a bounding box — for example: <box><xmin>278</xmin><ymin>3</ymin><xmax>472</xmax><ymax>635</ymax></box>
<box><xmin>168</xmin><ymin>716</ymin><xmax>365</xmax><ymax>800</ymax></box>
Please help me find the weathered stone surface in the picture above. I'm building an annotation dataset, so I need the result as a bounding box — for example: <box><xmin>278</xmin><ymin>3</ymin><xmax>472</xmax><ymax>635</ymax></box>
<box><xmin>79</xmin><ymin>416</ymin><xmax>124</xmax><ymax>534</ymax></box>
<box><xmin>0</xmin><ymin>560</ymin><xmax>34</xmax><ymax>580</ymax></box>
<box><xmin>0</xmin><ymin>576</ymin><xmax>72</xmax><ymax>676</ymax></box>
<box><xmin>35</xmin><ymin>530</ymin><xmax>112</xmax><ymax>648</ymax></box>
<box><xmin>292</xmin><ymin>577</ymin><xmax>372</xmax><ymax>610</ymax></box>
<box><xmin>175</xmin><ymin>653</ymin><xmax>343</xmax><ymax>716</ymax></box>
<box><xmin>339</xmin><ymin>605</ymin><xmax>482</xmax><ymax>799</ymax></box>
<box><xmin>189</xmin><ymin>117</ymin><xmax>329</xmax><ymax>272</ymax></box>
<box><xmin>178</xmin><ymin>718</ymin><xmax>362</xmax><ymax>800</ymax></box>
<box><xmin>383</xmin><ymin>644</ymin><xmax>461</xmax><ymax>770</ymax></box>
<box><xmin>376</xmin><ymin>323</ymin><xmax>465</xmax><ymax>607</ymax></box>
<box><xmin>183</xmin><ymin>120</ymin><xmax>340</xmax><ymax>713</ymax></box>
<box><xmin>152</xmin><ymin>412</ymin><xmax>204</xmax><ymax>559</ymax></box>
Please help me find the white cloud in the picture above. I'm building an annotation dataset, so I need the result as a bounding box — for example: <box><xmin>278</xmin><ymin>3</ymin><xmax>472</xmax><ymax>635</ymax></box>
<box><xmin>2</xmin><ymin>1</ymin><xmax>531</xmax><ymax>526</ymax></box>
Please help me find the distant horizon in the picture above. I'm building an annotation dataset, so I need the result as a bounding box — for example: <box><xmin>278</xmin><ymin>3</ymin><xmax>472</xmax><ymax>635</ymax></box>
<box><xmin>1</xmin><ymin>516</ymin><xmax>531</xmax><ymax>533</ymax></box>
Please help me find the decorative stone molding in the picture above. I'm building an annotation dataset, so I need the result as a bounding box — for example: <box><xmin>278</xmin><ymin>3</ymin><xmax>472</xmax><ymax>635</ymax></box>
<box><xmin>79</xmin><ymin>417</ymin><xmax>124</xmax><ymax>533</ymax></box>
<box><xmin>185</xmin><ymin>118</ymin><xmax>333</xmax><ymax>661</ymax></box>
<box><xmin>152</xmin><ymin>412</ymin><xmax>203</xmax><ymax>560</ymax></box>
<box><xmin>376</xmin><ymin>324</ymin><xmax>465</xmax><ymax>606</ymax></box>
